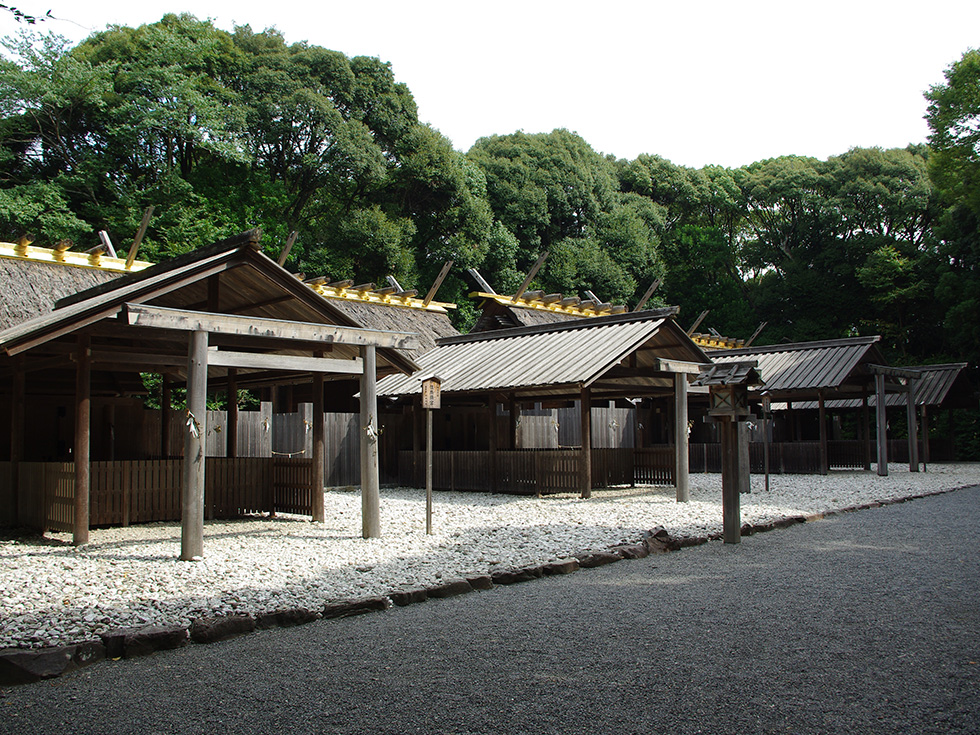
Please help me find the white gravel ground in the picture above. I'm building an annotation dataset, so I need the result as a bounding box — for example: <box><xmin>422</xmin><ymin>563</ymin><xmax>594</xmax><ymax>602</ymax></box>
<box><xmin>1</xmin><ymin>463</ymin><xmax>977</xmax><ymax>650</ymax></box>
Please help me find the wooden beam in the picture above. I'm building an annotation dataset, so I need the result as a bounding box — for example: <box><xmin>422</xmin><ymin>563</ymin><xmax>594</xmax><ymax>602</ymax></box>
<box><xmin>126</xmin><ymin>206</ymin><xmax>154</xmax><ymax>270</ymax></box>
<box><xmin>73</xmin><ymin>335</ymin><xmax>91</xmax><ymax>546</ymax></box>
<box><xmin>907</xmin><ymin>376</ymin><xmax>920</xmax><ymax>472</ymax></box>
<box><xmin>687</xmin><ymin>310</ymin><xmax>709</xmax><ymax>336</ymax></box>
<box><xmin>634</xmin><ymin>279</ymin><xmax>662</xmax><ymax>312</ymax></box>
<box><xmin>181</xmin><ymin>330</ymin><xmax>208</xmax><ymax>560</ymax></box>
<box><xmin>513</xmin><ymin>252</ymin><xmax>549</xmax><ymax>302</ymax></box>
<box><xmin>207</xmin><ymin>350</ymin><xmax>364</xmax><ymax>375</ymax></box>
<box><xmin>277</xmin><ymin>231</ymin><xmax>298</xmax><ymax>267</ymax></box>
<box><xmin>360</xmin><ymin>345</ymin><xmax>381</xmax><ymax>538</ymax></box>
<box><xmin>720</xmin><ymin>418</ymin><xmax>740</xmax><ymax>544</ymax></box>
<box><xmin>467</xmin><ymin>268</ymin><xmax>496</xmax><ymax>295</ymax></box>
<box><xmin>423</xmin><ymin>261</ymin><xmax>454</xmax><ymax>306</ymax></box>
<box><xmin>580</xmin><ymin>386</ymin><xmax>592</xmax><ymax>499</ymax></box>
<box><xmin>818</xmin><ymin>390</ymin><xmax>829</xmax><ymax>475</ymax></box>
<box><xmin>312</xmin><ymin>367</ymin><xmax>325</xmax><ymax>522</ymax></box>
<box><xmin>674</xmin><ymin>373</ymin><xmax>690</xmax><ymax>502</ymax></box>
<box><xmin>120</xmin><ymin>303</ymin><xmax>420</xmax><ymax>351</ymax></box>
<box><xmin>875</xmin><ymin>372</ymin><xmax>888</xmax><ymax>476</ymax></box>
<box><xmin>744</xmin><ymin>321</ymin><xmax>768</xmax><ymax>348</ymax></box>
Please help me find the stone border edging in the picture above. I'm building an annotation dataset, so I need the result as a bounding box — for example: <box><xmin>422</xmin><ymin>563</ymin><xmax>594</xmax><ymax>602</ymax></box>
<box><xmin>1</xmin><ymin>484</ymin><xmax>971</xmax><ymax>687</ymax></box>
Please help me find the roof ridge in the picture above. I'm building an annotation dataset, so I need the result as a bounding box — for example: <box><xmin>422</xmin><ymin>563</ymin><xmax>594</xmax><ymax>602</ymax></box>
<box><xmin>441</xmin><ymin>307</ymin><xmax>680</xmax><ymax>346</ymax></box>
<box><xmin>54</xmin><ymin>229</ymin><xmax>261</xmax><ymax>309</ymax></box>
<box><xmin>709</xmin><ymin>335</ymin><xmax>880</xmax><ymax>355</ymax></box>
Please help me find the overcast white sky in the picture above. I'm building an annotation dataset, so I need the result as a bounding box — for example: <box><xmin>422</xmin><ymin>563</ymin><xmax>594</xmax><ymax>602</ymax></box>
<box><xmin>2</xmin><ymin>1</ymin><xmax>978</xmax><ymax>168</ymax></box>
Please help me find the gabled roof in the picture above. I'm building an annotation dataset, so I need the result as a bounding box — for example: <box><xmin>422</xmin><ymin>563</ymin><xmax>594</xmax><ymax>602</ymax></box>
<box><xmin>377</xmin><ymin>309</ymin><xmax>710</xmax><ymax>401</ymax></box>
<box><xmin>0</xmin><ymin>231</ymin><xmax>419</xmax><ymax>385</ymax></box>
<box><xmin>707</xmin><ymin>336</ymin><xmax>887</xmax><ymax>398</ymax></box>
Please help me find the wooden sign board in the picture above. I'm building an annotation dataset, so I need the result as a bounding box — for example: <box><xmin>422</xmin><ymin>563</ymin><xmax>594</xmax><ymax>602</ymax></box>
<box><xmin>422</xmin><ymin>377</ymin><xmax>442</xmax><ymax>410</ymax></box>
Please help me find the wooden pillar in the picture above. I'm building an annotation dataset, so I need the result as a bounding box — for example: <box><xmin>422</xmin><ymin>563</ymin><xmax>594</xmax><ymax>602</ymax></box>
<box><xmin>181</xmin><ymin>330</ymin><xmax>208</xmax><ymax>561</ymax></box>
<box><xmin>360</xmin><ymin>344</ymin><xmax>381</xmax><ymax>538</ymax></box>
<box><xmin>311</xmin><ymin>369</ymin><xmax>325</xmax><ymax>522</ymax></box>
<box><xmin>580</xmin><ymin>387</ymin><xmax>592</xmax><ymax>499</ymax></box>
<box><xmin>226</xmin><ymin>369</ymin><xmax>238</xmax><ymax>458</ymax></box>
<box><xmin>738</xmin><ymin>422</ymin><xmax>751</xmax><ymax>493</ymax></box>
<box><xmin>906</xmin><ymin>378</ymin><xmax>919</xmax><ymax>473</ymax></box>
<box><xmin>488</xmin><ymin>395</ymin><xmax>497</xmax><ymax>492</ymax></box>
<box><xmin>161</xmin><ymin>373</ymin><xmax>172</xmax><ymax>459</ymax></box>
<box><xmin>103</xmin><ymin>404</ymin><xmax>116</xmax><ymax>462</ymax></box>
<box><xmin>674</xmin><ymin>373</ymin><xmax>690</xmax><ymax>502</ymax></box>
<box><xmin>720</xmin><ymin>418</ymin><xmax>740</xmax><ymax>544</ymax></box>
<box><xmin>818</xmin><ymin>390</ymin><xmax>829</xmax><ymax>475</ymax></box>
<box><xmin>762</xmin><ymin>395</ymin><xmax>771</xmax><ymax>493</ymax></box>
<box><xmin>10</xmin><ymin>359</ymin><xmax>24</xmax><ymax>524</ymax></box>
<box><xmin>921</xmin><ymin>406</ymin><xmax>930</xmax><ymax>466</ymax></box>
<box><xmin>875</xmin><ymin>372</ymin><xmax>888</xmax><ymax>476</ymax></box>
<box><xmin>73</xmin><ymin>335</ymin><xmax>91</xmax><ymax>546</ymax></box>
<box><xmin>861</xmin><ymin>393</ymin><xmax>872</xmax><ymax>471</ymax></box>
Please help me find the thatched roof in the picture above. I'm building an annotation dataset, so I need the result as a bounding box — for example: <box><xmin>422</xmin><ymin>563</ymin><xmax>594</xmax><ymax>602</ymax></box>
<box><xmin>323</xmin><ymin>298</ymin><xmax>459</xmax><ymax>359</ymax></box>
<box><xmin>471</xmin><ymin>299</ymin><xmax>582</xmax><ymax>333</ymax></box>
<box><xmin>0</xmin><ymin>257</ymin><xmax>122</xmax><ymax>331</ymax></box>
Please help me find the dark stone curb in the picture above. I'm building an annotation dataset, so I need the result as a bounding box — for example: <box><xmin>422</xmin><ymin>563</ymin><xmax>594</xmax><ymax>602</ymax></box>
<box><xmin>322</xmin><ymin>596</ymin><xmax>391</xmax><ymax>619</ymax></box>
<box><xmin>190</xmin><ymin>614</ymin><xmax>257</xmax><ymax>644</ymax></box>
<box><xmin>425</xmin><ymin>578</ymin><xmax>474</xmax><ymax>598</ymax></box>
<box><xmin>388</xmin><ymin>588</ymin><xmax>428</xmax><ymax>607</ymax></box>
<box><xmin>256</xmin><ymin>607</ymin><xmax>321</xmax><ymax>629</ymax></box>
<box><xmin>101</xmin><ymin>625</ymin><xmax>189</xmax><ymax>660</ymax></box>
<box><xmin>0</xmin><ymin>641</ymin><xmax>105</xmax><ymax>686</ymax></box>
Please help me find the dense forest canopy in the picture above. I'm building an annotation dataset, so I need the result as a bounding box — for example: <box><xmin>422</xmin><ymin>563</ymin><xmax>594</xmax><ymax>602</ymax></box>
<box><xmin>0</xmin><ymin>15</ymin><xmax>977</xmax><ymax>372</ymax></box>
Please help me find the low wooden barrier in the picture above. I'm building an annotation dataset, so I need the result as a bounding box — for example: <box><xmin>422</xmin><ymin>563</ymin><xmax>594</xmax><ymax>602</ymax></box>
<box><xmin>6</xmin><ymin>458</ymin><xmax>312</xmax><ymax>531</ymax></box>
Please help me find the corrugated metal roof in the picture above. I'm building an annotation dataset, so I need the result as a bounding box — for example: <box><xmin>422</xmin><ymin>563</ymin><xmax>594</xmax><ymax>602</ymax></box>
<box><xmin>378</xmin><ymin>312</ymin><xmax>709</xmax><ymax>397</ymax></box>
<box><xmin>708</xmin><ymin>336</ymin><xmax>883</xmax><ymax>393</ymax></box>
<box><xmin>775</xmin><ymin>363</ymin><xmax>972</xmax><ymax>409</ymax></box>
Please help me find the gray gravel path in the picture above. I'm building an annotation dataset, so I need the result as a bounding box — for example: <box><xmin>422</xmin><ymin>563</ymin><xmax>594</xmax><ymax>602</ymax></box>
<box><xmin>2</xmin><ymin>486</ymin><xmax>978</xmax><ymax>735</ymax></box>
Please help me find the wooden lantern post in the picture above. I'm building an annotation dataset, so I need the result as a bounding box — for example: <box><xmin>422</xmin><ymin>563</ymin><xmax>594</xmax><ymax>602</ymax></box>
<box><xmin>421</xmin><ymin>376</ymin><xmax>442</xmax><ymax>534</ymax></box>
<box><xmin>695</xmin><ymin>362</ymin><xmax>763</xmax><ymax>545</ymax></box>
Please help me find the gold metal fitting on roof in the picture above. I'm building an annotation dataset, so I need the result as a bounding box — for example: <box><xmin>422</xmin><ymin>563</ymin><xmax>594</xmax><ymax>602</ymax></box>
<box><xmin>309</xmin><ymin>281</ymin><xmax>456</xmax><ymax>313</ymax></box>
<box><xmin>690</xmin><ymin>332</ymin><xmax>745</xmax><ymax>350</ymax></box>
<box><xmin>472</xmin><ymin>291</ymin><xmax>626</xmax><ymax>318</ymax></box>
<box><xmin>0</xmin><ymin>241</ymin><xmax>153</xmax><ymax>272</ymax></box>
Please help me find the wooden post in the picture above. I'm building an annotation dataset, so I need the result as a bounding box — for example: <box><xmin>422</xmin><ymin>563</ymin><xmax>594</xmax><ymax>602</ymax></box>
<box><xmin>906</xmin><ymin>378</ymin><xmax>920</xmax><ymax>473</ymax></box>
<box><xmin>73</xmin><ymin>335</ymin><xmax>91</xmax><ymax>546</ymax></box>
<box><xmin>862</xmin><ymin>393</ymin><xmax>872</xmax><ymax>471</ymax></box>
<box><xmin>580</xmin><ymin>387</ymin><xmax>592</xmax><ymax>499</ymax></box>
<box><xmin>674</xmin><ymin>373</ymin><xmax>690</xmax><ymax>502</ymax></box>
<box><xmin>360</xmin><ymin>345</ymin><xmax>381</xmax><ymax>538</ymax></box>
<box><xmin>10</xmin><ymin>359</ymin><xmax>24</xmax><ymax>525</ymax></box>
<box><xmin>738</xmin><ymin>422</ymin><xmax>751</xmax><ymax>493</ymax></box>
<box><xmin>921</xmin><ymin>405</ymin><xmax>930</xmax><ymax>467</ymax></box>
<box><xmin>311</xmin><ymin>369</ymin><xmax>325</xmax><ymax>522</ymax></box>
<box><xmin>875</xmin><ymin>372</ymin><xmax>888</xmax><ymax>476</ymax></box>
<box><xmin>762</xmin><ymin>395</ymin><xmax>771</xmax><ymax>493</ymax></box>
<box><xmin>488</xmin><ymin>395</ymin><xmax>497</xmax><ymax>492</ymax></box>
<box><xmin>426</xmin><ymin>407</ymin><xmax>433</xmax><ymax>534</ymax></box>
<box><xmin>181</xmin><ymin>330</ymin><xmax>208</xmax><ymax>561</ymax></box>
<box><xmin>226</xmin><ymin>369</ymin><xmax>238</xmax><ymax>458</ymax></box>
<box><xmin>720</xmin><ymin>418</ymin><xmax>740</xmax><ymax>544</ymax></box>
<box><xmin>161</xmin><ymin>373</ymin><xmax>172</xmax><ymax>459</ymax></box>
<box><xmin>818</xmin><ymin>390</ymin><xmax>829</xmax><ymax>475</ymax></box>
<box><xmin>104</xmin><ymin>403</ymin><xmax>116</xmax><ymax>461</ymax></box>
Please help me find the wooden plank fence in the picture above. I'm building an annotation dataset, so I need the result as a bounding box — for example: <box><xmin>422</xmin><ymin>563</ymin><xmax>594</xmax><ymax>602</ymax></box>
<box><xmin>6</xmin><ymin>457</ymin><xmax>311</xmax><ymax>531</ymax></box>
